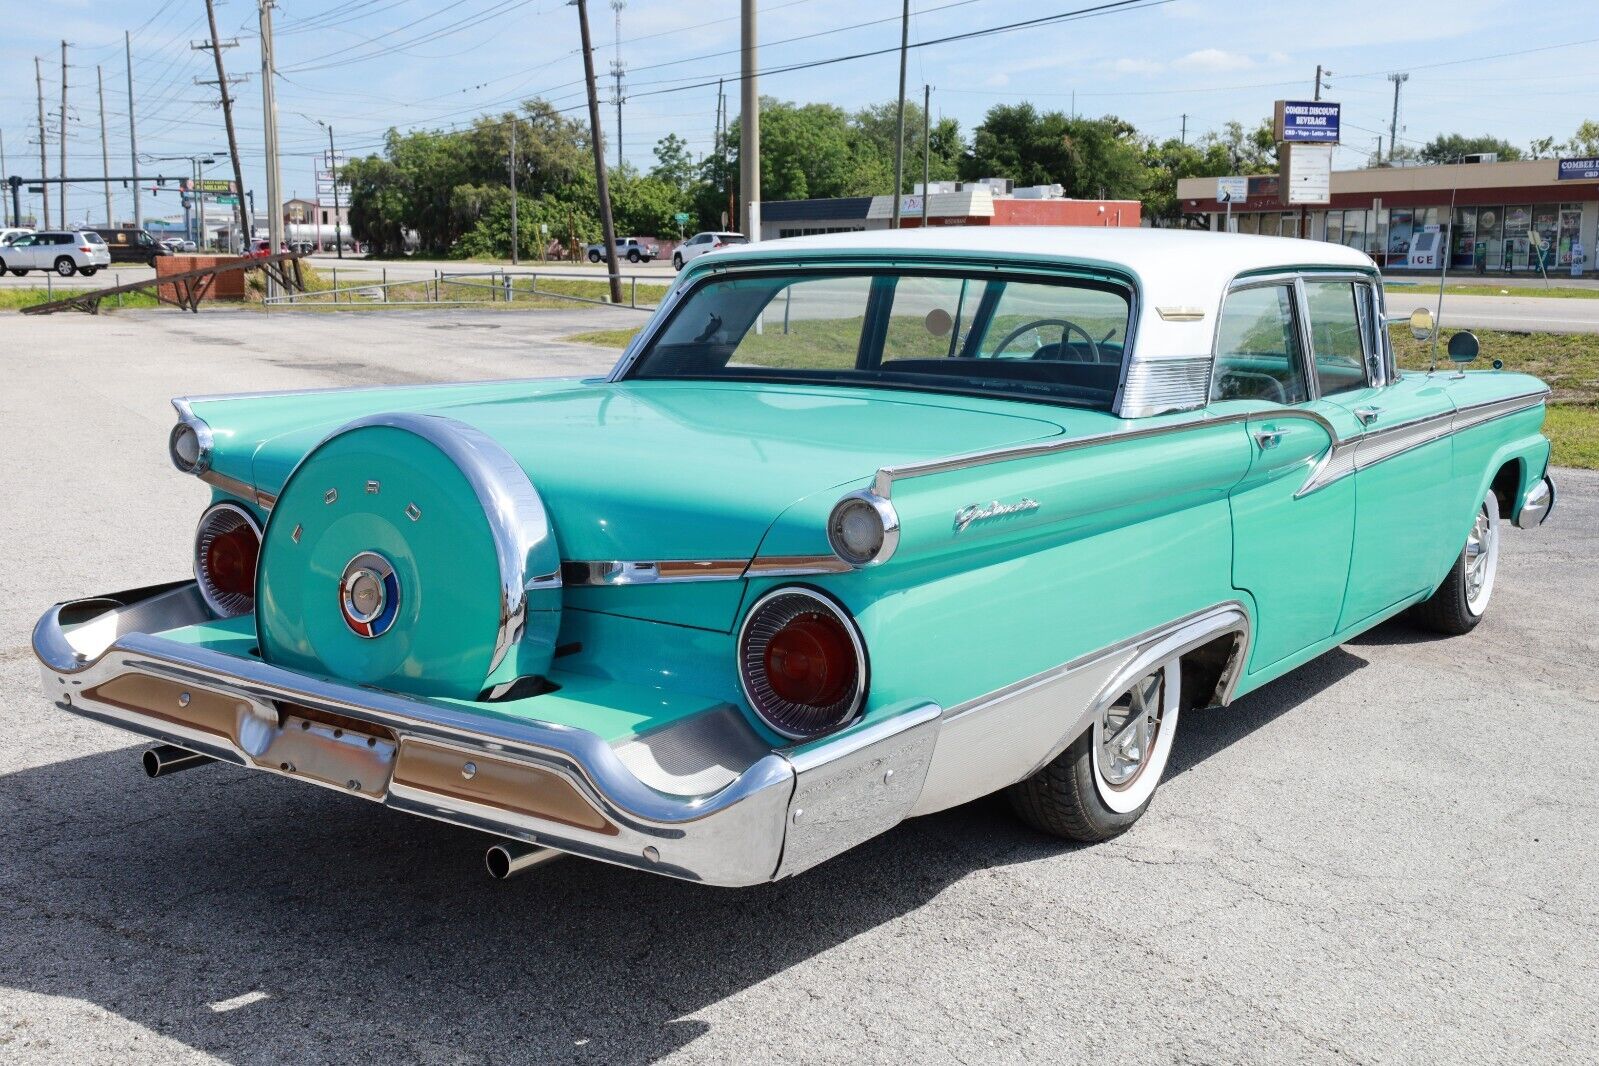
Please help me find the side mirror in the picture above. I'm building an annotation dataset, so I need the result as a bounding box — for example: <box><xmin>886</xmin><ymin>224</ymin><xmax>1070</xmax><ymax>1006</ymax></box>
<box><xmin>1409</xmin><ymin>307</ymin><xmax>1434</xmax><ymax>341</ymax></box>
<box><xmin>1447</xmin><ymin>331</ymin><xmax>1480</xmax><ymax>365</ymax></box>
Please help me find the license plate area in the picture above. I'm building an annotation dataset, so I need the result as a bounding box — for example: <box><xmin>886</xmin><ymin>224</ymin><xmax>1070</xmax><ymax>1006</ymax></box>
<box><xmin>255</xmin><ymin>702</ymin><xmax>398</xmax><ymax>800</ymax></box>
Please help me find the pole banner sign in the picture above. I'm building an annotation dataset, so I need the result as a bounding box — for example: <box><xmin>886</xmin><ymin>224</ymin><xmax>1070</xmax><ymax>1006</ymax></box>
<box><xmin>1274</xmin><ymin>100</ymin><xmax>1341</xmax><ymax>144</ymax></box>
<box><xmin>1557</xmin><ymin>158</ymin><xmax>1599</xmax><ymax>181</ymax></box>
<box><xmin>1216</xmin><ymin>176</ymin><xmax>1248</xmax><ymax>203</ymax></box>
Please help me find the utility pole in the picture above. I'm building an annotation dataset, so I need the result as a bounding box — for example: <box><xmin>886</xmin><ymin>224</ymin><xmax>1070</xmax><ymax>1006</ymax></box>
<box><xmin>259</xmin><ymin>0</ymin><xmax>284</xmax><ymax>292</ymax></box>
<box><xmin>575</xmin><ymin>0</ymin><xmax>622</xmax><ymax>303</ymax></box>
<box><xmin>890</xmin><ymin>0</ymin><xmax>909</xmax><ymax>229</ymax></box>
<box><xmin>316</xmin><ymin>121</ymin><xmax>343</xmax><ymax>258</ymax></box>
<box><xmin>739</xmin><ymin>0</ymin><xmax>759</xmax><ymax>241</ymax></box>
<box><xmin>920</xmin><ymin>84</ymin><xmax>931</xmax><ymax>229</ymax></box>
<box><xmin>1387</xmin><ymin>72</ymin><xmax>1408</xmax><ymax>165</ymax></box>
<box><xmin>717</xmin><ymin>77</ymin><xmax>732</xmax><ymax>229</ymax></box>
<box><xmin>126</xmin><ymin>32</ymin><xmax>142</xmax><ymax>231</ymax></box>
<box><xmin>509</xmin><ymin>116</ymin><xmax>519</xmax><ymax>265</ymax></box>
<box><xmin>609</xmin><ymin>0</ymin><xmax>626</xmax><ymax>172</ymax></box>
<box><xmin>1180</xmin><ymin>113</ymin><xmax>1187</xmax><ymax>145</ymax></box>
<box><xmin>0</xmin><ymin>129</ymin><xmax>8</xmax><ymax>226</ymax></box>
<box><xmin>36</xmin><ymin>57</ymin><xmax>50</xmax><ymax>228</ymax></box>
<box><xmin>59</xmin><ymin>41</ymin><xmax>68</xmax><ymax>227</ymax></box>
<box><xmin>199</xmin><ymin>0</ymin><xmax>252</xmax><ymax>250</ymax></box>
<box><xmin>97</xmin><ymin>66</ymin><xmax>112</xmax><ymax>225</ymax></box>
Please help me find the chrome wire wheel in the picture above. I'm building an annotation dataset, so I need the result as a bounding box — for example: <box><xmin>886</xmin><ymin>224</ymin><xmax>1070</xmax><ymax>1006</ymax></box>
<box><xmin>1091</xmin><ymin>656</ymin><xmax>1181</xmax><ymax>815</ymax></box>
<box><xmin>1464</xmin><ymin>491</ymin><xmax>1501</xmax><ymax>616</ymax></box>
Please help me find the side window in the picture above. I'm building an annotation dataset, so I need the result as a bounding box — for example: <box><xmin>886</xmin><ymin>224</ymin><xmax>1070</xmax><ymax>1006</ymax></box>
<box><xmin>1211</xmin><ymin>284</ymin><xmax>1309</xmax><ymax>404</ymax></box>
<box><xmin>1303</xmin><ymin>280</ymin><xmax>1369</xmax><ymax>397</ymax></box>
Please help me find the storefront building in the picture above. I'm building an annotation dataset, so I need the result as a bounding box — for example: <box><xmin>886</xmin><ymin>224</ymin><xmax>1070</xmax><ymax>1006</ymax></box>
<box><xmin>761</xmin><ymin>180</ymin><xmax>1140</xmax><ymax>242</ymax></box>
<box><xmin>1177</xmin><ymin>158</ymin><xmax>1599</xmax><ymax>274</ymax></box>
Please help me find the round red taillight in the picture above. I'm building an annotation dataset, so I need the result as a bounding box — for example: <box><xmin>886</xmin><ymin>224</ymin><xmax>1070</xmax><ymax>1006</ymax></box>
<box><xmin>194</xmin><ymin>502</ymin><xmax>261</xmax><ymax>617</ymax></box>
<box><xmin>739</xmin><ymin>589</ymin><xmax>865</xmax><ymax>740</ymax></box>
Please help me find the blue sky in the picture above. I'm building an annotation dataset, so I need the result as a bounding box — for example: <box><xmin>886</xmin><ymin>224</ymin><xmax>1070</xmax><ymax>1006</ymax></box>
<box><xmin>4</xmin><ymin>0</ymin><xmax>1595</xmax><ymax>226</ymax></box>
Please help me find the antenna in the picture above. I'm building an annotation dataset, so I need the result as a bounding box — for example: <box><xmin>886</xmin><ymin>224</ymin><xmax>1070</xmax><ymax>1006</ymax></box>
<box><xmin>1428</xmin><ymin>157</ymin><xmax>1463</xmax><ymax>372</ymax></box>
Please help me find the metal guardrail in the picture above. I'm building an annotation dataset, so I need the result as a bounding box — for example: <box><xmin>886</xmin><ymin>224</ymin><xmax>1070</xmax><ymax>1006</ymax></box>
<box><xmin>262</xmin><ymin>267</ymin><xmax>665</xmax><ymax>311</ymax></box>
<box><xmin>20</xmin><ymin>252</ymin><xmax>306</xmax><ymax>315</ymax></box>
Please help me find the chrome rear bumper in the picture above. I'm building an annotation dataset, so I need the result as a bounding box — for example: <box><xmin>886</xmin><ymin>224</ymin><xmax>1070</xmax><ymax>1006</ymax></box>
<box><xmin>33</xmin><ymin>582</ymin><xmax>940</xmax><ymax>887</ymax></box>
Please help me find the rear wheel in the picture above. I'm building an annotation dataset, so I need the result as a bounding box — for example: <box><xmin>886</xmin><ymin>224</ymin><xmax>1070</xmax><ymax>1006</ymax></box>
<box><xmin>588</xmin><ymin>250</ymin><xmax>602</xmax><ymax>263</ymax></box>
<box><xmin>80</xmin><ymin>267</ymin><xmax>98</xmax><ymax>277</ymax></box>
<box><xmin>626</xmin><ymin>249</ymin><xmax>641</xmax><ymax>263</ymax></box>
<box><xmin>55</xmin><ymin>256</ymin><xmax>77</xmax><ymax>277</ymax></box>
<box><xmin>10</xmin><ymin>268</ymin><xmax>28</xmax><ymax>277</ymax></box>
<box><xmin>1008</xmin><ymin>657</ymin><xmax>1181</xmax><ymax>842</ymax></box>
<box><xmin>1408</xmin><ymin>489</ymin><xmax>1500</xmax><ymax>635</ymax></box>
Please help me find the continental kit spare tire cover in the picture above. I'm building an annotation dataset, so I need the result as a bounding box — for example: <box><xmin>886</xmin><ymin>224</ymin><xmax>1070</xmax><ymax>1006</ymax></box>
<box><xmin>256</xmin><ymin>413</ymin><xmax>561</xmax><ymax>699</ymax></box>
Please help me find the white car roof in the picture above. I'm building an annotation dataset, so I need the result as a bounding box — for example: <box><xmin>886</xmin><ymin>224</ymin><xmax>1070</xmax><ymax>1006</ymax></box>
<box><xmin>705</xmin><ymin>226</ymin><xmax>1378</xmax><ymax>364</ymax></box>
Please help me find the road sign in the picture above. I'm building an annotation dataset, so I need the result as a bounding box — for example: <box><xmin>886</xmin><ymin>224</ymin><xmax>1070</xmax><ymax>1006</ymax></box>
<box><xmin>673</xmin><ymin>212</ymin><xmax>691</xmax><ymax>226</ymax></box>
<box><xmin>1281</xmin><ymin>143</ymin><xmax>1333</xmax><ymax>205</ymax></box>
<box><xmin>198</xmin><ymin>178</ymin><xmax>234</xmax><ymax>193</ymax></box>
<box><xmin>1273</xmin><ymin>100</ymin><xmax>1341</xmax><ymax>144</ymax></box>
<box><xmin>214</xmin><ymin>195</ymin><xmax>238</xmax><ymax>206</ymax></box>
<box><xmin>1216</xmin><ymin>176</ymin><xmax>1248</xmax><ymax>203</ymax></box>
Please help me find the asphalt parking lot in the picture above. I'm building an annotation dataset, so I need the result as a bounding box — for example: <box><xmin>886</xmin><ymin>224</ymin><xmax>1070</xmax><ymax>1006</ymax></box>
<box><xmin>1</xmin><ymin>305</ymin><xmax>1595</xmax><ymax>1063</ymax></box>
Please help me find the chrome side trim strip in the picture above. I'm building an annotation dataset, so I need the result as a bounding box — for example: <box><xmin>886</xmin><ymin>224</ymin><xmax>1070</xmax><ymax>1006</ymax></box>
<box><xmin>870</xmin><ymin>408</ymin><xmax>1342</xmax><ymax>498</ymax></box>
<box><xmin>561</xmin><ymin>554</ymin><xmax>848</xmax><ymax>586</ymax></box>
<box><xmin>1295</xmin><ymin>387</ymin><xmax>1549</xmax><ymax>498</ymax></box>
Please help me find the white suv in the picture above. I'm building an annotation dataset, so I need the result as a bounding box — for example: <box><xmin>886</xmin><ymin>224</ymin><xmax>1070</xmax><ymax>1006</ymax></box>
<box><xmin>0</xmin><ymin>230</ymin><xmax>112</xmax><ymax>277</ymax></box>
<box><xmin>672</xmin><ymin>231</ymin><xmax>747</xmax><ymax>271</ymax></box>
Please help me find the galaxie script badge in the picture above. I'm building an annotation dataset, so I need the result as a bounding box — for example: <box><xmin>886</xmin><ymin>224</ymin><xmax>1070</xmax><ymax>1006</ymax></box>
<box><xmin>954</xmin><ymin>498</ymin><xmax>1040</xmax><ymax>532</ymax></box>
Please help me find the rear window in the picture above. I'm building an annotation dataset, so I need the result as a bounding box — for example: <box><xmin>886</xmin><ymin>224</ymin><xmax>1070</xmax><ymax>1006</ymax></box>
<box><xmin>83</xmin><ymin>232</ymin><xmax>105</xmax><ymax>244</ymax></box>
<box><xmin>628</xmin><ymin>267</ymin><xmax>1131</xmax><ymax>410</ymax></box>
<box><xmin>719</xmin><ymin>235</ymin><xmax>748</xmax><ymax>245</ymax></box>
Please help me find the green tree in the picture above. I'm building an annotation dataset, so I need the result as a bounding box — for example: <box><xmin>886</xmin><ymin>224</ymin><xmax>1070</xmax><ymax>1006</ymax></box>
<box><xmin>1418</xmin><ymin>133</ymin><xmax>1523</xmax><ymax>164</ymax></box>
<box><xmin>650</xmin><ymin>133</ymin><xmax>696</xmax><ymax>191</ymax></box>
<box><xmin>1572</xmin><ymin>120</ymin><xmax>1599</xmax><ymax>156</ymax></box>
<box><xmin>963</xmin><ymin>105</ymin><xmax>1150</xmax><ymax>200</ymax></box>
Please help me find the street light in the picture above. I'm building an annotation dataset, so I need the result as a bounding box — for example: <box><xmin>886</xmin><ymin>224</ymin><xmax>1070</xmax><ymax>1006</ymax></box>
<box><xmin>313</xmin><ymin>117</ymin><xmax>344</xmax><ymax>259</ymax></box>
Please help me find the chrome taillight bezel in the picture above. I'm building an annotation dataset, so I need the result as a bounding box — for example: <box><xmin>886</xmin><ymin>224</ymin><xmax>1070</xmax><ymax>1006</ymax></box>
<box><xmin>194</xmin><ymin>501</ymin><xmax>262</xmax><ymax>618</ymax></box>
<box><xmin>737</xmin><ymin>586</ymin><xmax>867</xmax><ymax>741</ymax></box>
<box><xmin>826</xmin><ymin>490</ymin><xmax>899</xmax><ymax>567</ymax></box>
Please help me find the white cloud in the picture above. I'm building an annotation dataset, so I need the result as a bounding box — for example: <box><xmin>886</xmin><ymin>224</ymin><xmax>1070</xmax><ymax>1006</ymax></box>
<box><xmin>1173</xmin><ymin>48</ymin><xmax>1256</xmax><ymax>73</ymax></box>
<box><xmin>985</xmin><ymin>72</ymin><xmax>1011</xmax><ymax>88</ymax></box>
<box><xmin>1109</xmin><ymin>58</ymin><xmax>1164</xmax><ymax>75</ymax></box>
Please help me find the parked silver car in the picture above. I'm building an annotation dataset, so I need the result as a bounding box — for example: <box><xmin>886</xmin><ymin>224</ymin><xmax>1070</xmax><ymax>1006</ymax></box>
<box><xmin>0</xmin><ymin>230</ymin><xmax>113</xmax><ymax>277</ymax></box>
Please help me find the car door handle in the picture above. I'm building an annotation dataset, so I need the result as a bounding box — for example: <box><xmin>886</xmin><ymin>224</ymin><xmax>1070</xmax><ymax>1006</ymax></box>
<box><xmin>1254</xmin><ymin>428</ymin><xmax>1284</xmax><ymax>450</ymax></box>
<box><xmin>1354</xmin><ymin>405</ymin><xmax>1381</xmax><ymax>426</ymax></box>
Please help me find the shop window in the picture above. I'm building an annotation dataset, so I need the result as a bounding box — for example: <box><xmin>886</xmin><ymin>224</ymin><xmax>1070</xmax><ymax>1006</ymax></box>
<box><xmin>1281</xmin><ymin>213</ymin><xmax>1300</xmax><ymax>239</ymax></box>
<box><xmin>1557</xmin><ymin>204</ymin><xmax>1582</xmax><ymax>266</ymax></box>
<box><xmin>1258</xmin><ymin>213</ymin><xmax>1281</xmax><ymax>238</ymax></box>
<box><xmin>1324</xmin><ymin>211</ymin><xmax>1344</xmax><ymax>246</ymax></box>
<box><xmin>1503</xmin><ymin>205</ymin><xmax>1531</xmax><ymax>271</ymax></box>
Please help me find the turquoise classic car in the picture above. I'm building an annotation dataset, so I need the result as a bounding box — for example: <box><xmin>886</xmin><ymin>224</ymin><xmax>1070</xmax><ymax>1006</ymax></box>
<box><xmin>33</xmin><ymin>228</ymin><xmax>1556</xmax><ymax>885</ymax></box>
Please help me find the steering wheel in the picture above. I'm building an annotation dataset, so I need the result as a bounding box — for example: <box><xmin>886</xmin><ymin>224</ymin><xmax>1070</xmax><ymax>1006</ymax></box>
<box><xmin>1216</xmin><ymin>370</ymin><xmax>1287</xmax><ymax>404</ymax></box>
<box><xmin>989</xmin><ymin>318</ymin><xmax>1102</xmax><ymax>363</ymax></box>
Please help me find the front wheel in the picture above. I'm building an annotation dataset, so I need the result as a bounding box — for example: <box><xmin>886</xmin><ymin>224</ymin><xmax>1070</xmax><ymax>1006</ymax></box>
<box><xmin>1007</xmin><ymin>657</ymin><xmax>1181</xmax><ymax>842</ymax></box>
<box><xmin>80</xmin><ymin>267</ymin><xmax>98</xmax><ymax>277</ymax></box>
<box><xmin>626</xmin><ymin>250</ymin><xmax>641</xmax><ymax>263</ymax></box>
<box><xmin>55</xmin><ymin>257</ymin><xmax>77</xmax><ymax>277</ymax></box>
<box><xmin>672</xmin><ymin>253</ymin><xmax>684</xmax><ymax>270</ymax></box>
<box><xmin>1408</xmin><ymin>489</ymin><xmax>1500</xmax><ymax>635</ymax></box>
<box><xmin>10</xmin><ymin>268</ymin><xmax>28</xmax><ymax>277</ymax></box>
<box><xmin>588</xmin><ymin>251</ymin><xmax>602</xmax><ymax>263</ymax></box>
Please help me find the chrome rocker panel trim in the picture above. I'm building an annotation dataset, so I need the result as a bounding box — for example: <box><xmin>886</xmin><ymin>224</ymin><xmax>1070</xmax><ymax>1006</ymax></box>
<box><xmin>33</xmin><ymin>582</ymin><xmax>939</xmax><ymax>888</ymax></box>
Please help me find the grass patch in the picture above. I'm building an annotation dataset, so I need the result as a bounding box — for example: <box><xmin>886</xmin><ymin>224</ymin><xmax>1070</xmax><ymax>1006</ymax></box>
<box><xmin>1543</xmin><ymin>405</ymin><xmax>1599</xmax><ymax>469</ymax></box>
<box><xmin>0</xmin><ymin>286</ymin><xmax>161</xmax><ymax>311</ymax></box>
<box><xmin>565</xmin><ymin>327</ymin><xmax>643</xmax><ymax>347</ymax></box>
<box><xmin>1385</xmin><ymin>283</ymin><xmax>1599</xmax><ymax>300</ymax></box>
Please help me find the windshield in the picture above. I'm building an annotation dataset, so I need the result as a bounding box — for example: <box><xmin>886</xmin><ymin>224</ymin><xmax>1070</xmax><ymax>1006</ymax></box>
<box><xmin>627</xmin><ymin>268</ymin><xmax>1131</xmax><ymax>409</ymax></box>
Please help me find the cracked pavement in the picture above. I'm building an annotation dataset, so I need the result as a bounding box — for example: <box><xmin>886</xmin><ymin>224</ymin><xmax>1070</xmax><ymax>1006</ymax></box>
<box><xmin>1</xmin><ymin>308</ymin><xmax>1596</xmax><ymax>1064</ymax></box>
